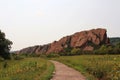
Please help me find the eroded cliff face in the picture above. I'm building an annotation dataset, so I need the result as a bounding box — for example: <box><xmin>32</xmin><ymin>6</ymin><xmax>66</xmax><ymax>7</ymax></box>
<box><xmin>17</xmin><ymin>28</ymin><xmax>109</xmax><ymax>54</ymax></box>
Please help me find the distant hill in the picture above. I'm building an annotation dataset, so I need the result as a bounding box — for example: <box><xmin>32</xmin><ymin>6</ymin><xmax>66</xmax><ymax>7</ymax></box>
<box><xmin>110</xmin><ymin>37</ymin><xmax>120</xmax><ymax>45</ymax></box>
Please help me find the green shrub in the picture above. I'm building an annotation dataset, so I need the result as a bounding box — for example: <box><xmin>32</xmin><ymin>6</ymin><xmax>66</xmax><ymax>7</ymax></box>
<box><xmin>14</xmin><ymin>55</ymin><xmax>24</xmax><ymax>60</ymax></box>
<box><xmin>71</xmin><ymin>48</ymin><xmax>82</xmax><ymax>55</ymax></box>
<box><xmin>47</xmin><ymin>53</ymin><xmax>60</xmax><ymax>58</ymax></box>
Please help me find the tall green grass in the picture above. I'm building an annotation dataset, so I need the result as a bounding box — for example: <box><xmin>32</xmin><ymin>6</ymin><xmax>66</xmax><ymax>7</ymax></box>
<box><xmin>52</xmin><ymin>55</ymin><xmax>120</xmax><ymax>80</ymax></box>
<box><xmin>0</xmin><ymin>58</ymin><xmax>54</xmax><ymax>80</ymax></box>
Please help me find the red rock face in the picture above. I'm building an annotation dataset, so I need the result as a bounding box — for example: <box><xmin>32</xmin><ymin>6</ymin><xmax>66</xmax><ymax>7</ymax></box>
<box><xmin>70</xmin><ymin>28</ymin><xmax>109</xmax><ymax>50</ymax></box>
<box><xmin>46</xmin><ymin>36</ymin><xmax>71</xmax><ymax>54</ymax></box>
<box><xmin>17</xmin><ymin>28</ymin><xmax>109</xmax><ymax>54</ymax></box>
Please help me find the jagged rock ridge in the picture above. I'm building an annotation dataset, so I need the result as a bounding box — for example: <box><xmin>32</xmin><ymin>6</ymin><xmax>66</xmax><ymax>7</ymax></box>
<box><xmin>17</xmin><ymin>28</ymin><xmax>109</xmax><ymax>54</ymax></box>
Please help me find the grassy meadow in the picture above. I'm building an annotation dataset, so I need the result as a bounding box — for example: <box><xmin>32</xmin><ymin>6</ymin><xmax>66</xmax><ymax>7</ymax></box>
<box><xmin>52</xmin><ymin>55</ymin><xmax>120</xmax><ymax>80</ymax></box>
<box><xmin>0</xmin><ymin>58</ymin><xmax>54</xmax><ymax>80</ymax></box>
<box><xmin>0</xmin><ymin>54</ymin><xmax>120</xmax><ymax>80</ymax></box>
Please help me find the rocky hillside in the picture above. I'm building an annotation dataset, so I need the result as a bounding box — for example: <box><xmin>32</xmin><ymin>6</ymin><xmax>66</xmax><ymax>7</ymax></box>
<box><xmin>17</xmin><ymin>28</ymin><xmax>110</xmax><ymax>54</ymax></box>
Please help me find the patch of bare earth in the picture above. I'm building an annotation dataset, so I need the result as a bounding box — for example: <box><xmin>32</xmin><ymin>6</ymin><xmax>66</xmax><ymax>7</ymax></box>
<box><xmin>50</xmin><ymin>61</ymin><xmax>86</xmax><ymax>80</ymax></box>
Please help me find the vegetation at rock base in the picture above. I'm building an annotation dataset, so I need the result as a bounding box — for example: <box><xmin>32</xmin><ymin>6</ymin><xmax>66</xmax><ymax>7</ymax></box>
<box><xmin>0</xmin><ymin>30</ymin><xmax>12</xmax><ymax>59</ymax></box>
<box><xmin>59</xmin><ymin>42</ymin><xmax>120</xmax><ymax>56</ymax></box>
<box><xmin>52</xmin><ymin>55</ymin><xmax>120</xmax><ymax>80</ymax></box>
<box><xmin>0</xmin><ymin>58</ymin><xmax>54</xmax><ymax>80</ymax></box>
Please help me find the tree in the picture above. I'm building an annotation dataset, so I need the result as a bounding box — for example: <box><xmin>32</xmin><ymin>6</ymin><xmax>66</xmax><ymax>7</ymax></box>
<box><xmin>71</xmin><ymin>48</ymin><xmax>81</xmax><ymax>55</ymax></box>
<box><xmin>113</xmin><ymin>42</ymin><xmax>120</xmax><ymax>54</ymax></box>
<box><xmin>99</xmin><ymin>45</ymin><xmax>108</xmax><ymax>54</ymax></box>
<box><xmin>63</xmin><ymin>47</ymin><xmax>72</xmax><ymax>55</ymax></box>
<box><xmin>116</xmin><ymin>42</ymin><xmax>120</xmax><ymax>48</ymax></box>
<box><xmin>0</xmin><ymin>30</ymin><xmax>12</xmax><ymax>59</ymax></box>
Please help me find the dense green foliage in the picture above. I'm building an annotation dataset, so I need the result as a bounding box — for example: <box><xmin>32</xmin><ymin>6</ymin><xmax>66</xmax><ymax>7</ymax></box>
<box><xmin>71</xmin><ymin>48</ymin><xmax>82</xmax><ymax>55</ymax></box>
<box><xmin>46</xmin><ymin>53</ymin><xmax>60</xmax><ymax>58</ymax></box>
<box><xmin>0</xmin><ymin>30</ymin><xmax>12</xmax><ymax>59</ymax></box>
<box><xmin>52</xmin><ymin>55</ymin><xmax>120</xmax><ymax>80</ymax></box>
<box><xmin>0</xmin><ymin>58</ymin><xmax>54</xmax><ymax>80</ymax></box>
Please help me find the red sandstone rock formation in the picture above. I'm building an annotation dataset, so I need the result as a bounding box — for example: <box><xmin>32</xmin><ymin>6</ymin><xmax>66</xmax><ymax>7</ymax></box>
<box><xmin>17</xmin><ymin>28</ymin><xmax>109</xmax><ymax>54</ymax></box>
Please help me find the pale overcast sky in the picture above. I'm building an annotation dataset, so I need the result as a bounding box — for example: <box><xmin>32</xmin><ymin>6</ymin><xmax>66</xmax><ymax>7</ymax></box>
<box><xmin>0</xmin><ymin>0</ymin><xmax>120</xmax><ymax>51</ymax></box>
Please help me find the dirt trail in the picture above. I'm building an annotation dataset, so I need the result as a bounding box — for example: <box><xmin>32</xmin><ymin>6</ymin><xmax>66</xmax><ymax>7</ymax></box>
<box><xmin>50</xmin><ymin>60</ymin><xmax>86</xmax><ymax>80</ymax></box>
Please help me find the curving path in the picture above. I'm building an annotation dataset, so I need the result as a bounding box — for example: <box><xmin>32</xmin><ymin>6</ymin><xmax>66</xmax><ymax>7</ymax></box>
<box><xmin>50</xmin><ymin>60</ymin><xmax>86</xmax><ymax>80</ymax></box>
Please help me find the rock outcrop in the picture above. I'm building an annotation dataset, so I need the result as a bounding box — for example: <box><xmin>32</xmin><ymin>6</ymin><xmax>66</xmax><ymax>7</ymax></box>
<box><xmin>17</xmin><ymin>28</ymin><xmax>109</xmax><ymax>54</ymax></box>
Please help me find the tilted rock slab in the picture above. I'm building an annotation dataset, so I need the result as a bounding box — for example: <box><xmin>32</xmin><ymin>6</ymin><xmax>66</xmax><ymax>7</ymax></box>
<box><xmin>17</xmin><ymin>28</ymin><xmax>109</xmax><ymax>54</ymax></box>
